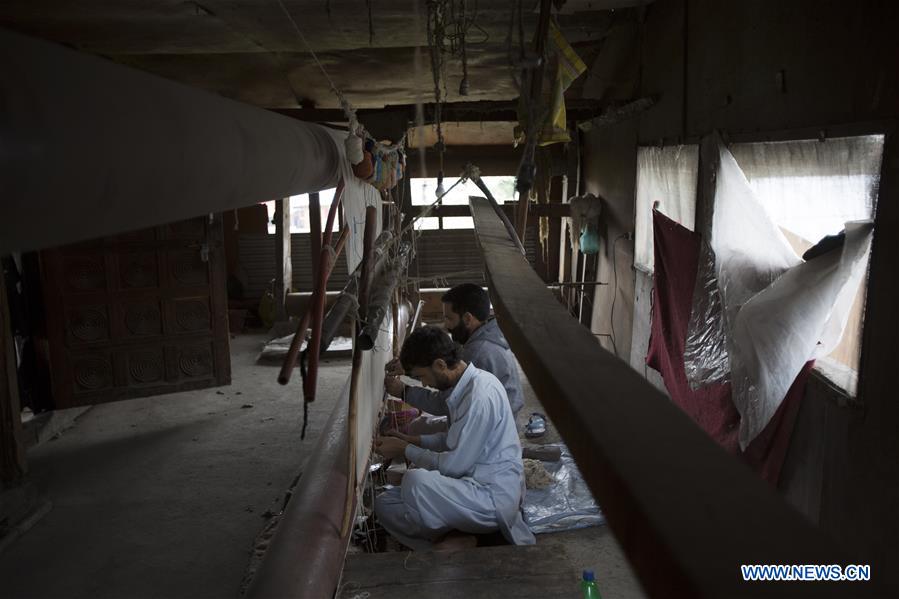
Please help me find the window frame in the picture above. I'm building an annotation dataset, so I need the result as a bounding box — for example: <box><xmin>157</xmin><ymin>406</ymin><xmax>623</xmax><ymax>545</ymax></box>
<box><xmin>409</xmin><ymin>175</ymin><xmax>516</xmax><ymax>230</ymax></box>
<box><xmin>635</xmin><ymin>124</ymin><xmax>889</xmax><ymax>402</ymax></box>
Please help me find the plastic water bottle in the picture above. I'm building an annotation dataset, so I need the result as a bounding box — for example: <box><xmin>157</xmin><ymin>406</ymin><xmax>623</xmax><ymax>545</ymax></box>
<box><xmin>581</xmin><ymin>570</ymin><xmax>601</xmax><ymax>598</ymax></box>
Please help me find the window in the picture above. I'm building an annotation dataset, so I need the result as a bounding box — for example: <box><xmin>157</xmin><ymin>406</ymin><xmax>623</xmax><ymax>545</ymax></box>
<box><xmin>442</xmin><ymin>216</ymin><xmax>474</xmax><ymax>229</ymax></box>
<box><xmin>262</xmin><ymin>188</ymin><xmax>341</xmax><ymax>234</ymax></box>
<box><xmin>633</xmin><ymin>145</ymin><xmax>699</xmax><ymax>272</ymax></box>
<box><xmin>731</xmin><ymin>137</ymin><xmax>881</xmax><ymax>248</ymax></box>
<box><xmin>634</xmin><ymin>135</ymin><xmax>884</xmax><ymax>393</ymax></box>
<box><xmin>730</xmin><ymin>135</ymin><xmax>883</xmax><ymax>387</ymax></box>
<box><xmin>411</xmin><ymin>175</ymin><xmax>516</xmax><ymax>229</ymax></box>
<box><xmin>413</xmin><ymin>217</ymin><xmax>440</xmax><ymax>231</ymax></box>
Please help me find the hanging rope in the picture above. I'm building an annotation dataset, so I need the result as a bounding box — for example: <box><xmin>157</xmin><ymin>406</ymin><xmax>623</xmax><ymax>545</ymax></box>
<box><xmin>273</xmin><ymin>0</ymin><xmax>405</xmax><ymax>160</ymax></box>
<box><xmin>426</xmin><ymin>0</ymin><xmax>448</xmax><ymax>192</ymax></box>
<box><xmin>274</xmin><ymin>0</ymin><xmax>343</xmax><ymax>105</ymax></box>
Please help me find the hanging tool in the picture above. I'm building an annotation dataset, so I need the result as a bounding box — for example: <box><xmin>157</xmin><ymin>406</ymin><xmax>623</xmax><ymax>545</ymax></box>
<box><xmin>276</xmin><ymin>179</ymin><xmax>346</xmax><ymax>387</ymax></box>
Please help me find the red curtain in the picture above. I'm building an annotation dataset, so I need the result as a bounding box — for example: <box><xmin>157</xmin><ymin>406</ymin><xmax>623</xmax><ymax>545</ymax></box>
<box><xmin>646</xmin><ymin>210</ymin><xmax>811</xmax><ymax>485</ymax></box>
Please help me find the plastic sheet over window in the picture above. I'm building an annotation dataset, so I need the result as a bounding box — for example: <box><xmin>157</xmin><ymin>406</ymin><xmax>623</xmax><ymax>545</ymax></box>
<box><xmin>731</xmin><ymin>136</ymin><xmax>882</xmax><ymax>244</ymax></box>
<box><xmin>634</xmin><ymin>145</ymin><xmax>699</xmax><ymax>272</ymax></box>
<box><xmin>683</xmin><ymin>139</ymin><xmax>878</xmax><ymax>449</ymax></box>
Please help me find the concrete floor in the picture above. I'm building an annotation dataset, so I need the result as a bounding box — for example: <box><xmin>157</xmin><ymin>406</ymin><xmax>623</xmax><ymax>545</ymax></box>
<box><xmin>514</xmin><ymin>365</ymin><xmax>647</xmax><ymax>599</ymax></box>
<box><xmin>1</xmin><ymin>333</ymin><xmax>351</xmax><ymax>599</ymax></box>
<box><xmin>1</xmin><ymin>333</ymin><xmax>645</xmax><ymax>599</ymax></box>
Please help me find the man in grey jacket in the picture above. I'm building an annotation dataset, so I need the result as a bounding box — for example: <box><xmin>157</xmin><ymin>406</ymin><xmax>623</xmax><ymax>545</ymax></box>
<box><xmin>375</xmin><ymin>326</ymin><xmax>534</xmax><ymax>550</ymax></box>
<box><xmin>385</xmin><ymin>284</ymin><xmax>524</xmax><ymax>433</ymax></box>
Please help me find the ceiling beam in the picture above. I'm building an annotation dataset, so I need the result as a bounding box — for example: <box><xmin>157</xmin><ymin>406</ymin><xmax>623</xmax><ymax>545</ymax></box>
<box><xmin>272</xmin><ymin>98</ymin><xmax>621</xmax><ymax>126</ymax></box>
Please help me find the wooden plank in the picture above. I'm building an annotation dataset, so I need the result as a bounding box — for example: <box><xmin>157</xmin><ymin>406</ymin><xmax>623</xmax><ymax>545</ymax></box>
<box><xmin>208</xmin><ymin>215</ymin><xmax>231</xmax><ymax>387</ymax></box>
<box><xmin>852</xmin><ymin>126</ymin><xmax>899</xmax><ymax>590</ymax></box>
<box><xmin>339</xmin><ymin>544</ymin><xmax>577</xmax><ymax>599</ymax></box>
<box><xmin>309</xmin><ymin>192</ymin><xmax>322</xmax><ymax>284</ymax></box>
<box><xmin>274</xmin><ymin>198</ymin><xmax>291</xmax><ymax>322</ymax></box>
<box><xmin>0</xmin><ymin>266</ymin><xmax>27</xmax><ymax>485</ymax></box>
<box><xmin>547</xmin><ymin>175</ymin><xmax>564</xmax><ymax>283</ymax></box>
<box><xmin>469</xmin><ymin>196</ymin><xmax>880</xmax><ymax>598</ymax></box>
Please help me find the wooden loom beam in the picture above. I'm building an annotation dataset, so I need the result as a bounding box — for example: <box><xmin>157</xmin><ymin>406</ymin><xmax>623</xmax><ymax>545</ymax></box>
<box><xmin>341</xmin><ymin>206</ymin><xmax>379</xmax><ymax>537</ymax></box>
<box><xmin>469</xmin><ymin>196</ymin><xmax>878</xmax><ymax>598</ymax></box>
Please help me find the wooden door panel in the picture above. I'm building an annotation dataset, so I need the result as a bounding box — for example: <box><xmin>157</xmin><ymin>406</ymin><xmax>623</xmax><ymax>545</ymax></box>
<box><xmin>41</xmin><ymin>215</ymin><xmax>230</xmax><ymax>409</ymax></box>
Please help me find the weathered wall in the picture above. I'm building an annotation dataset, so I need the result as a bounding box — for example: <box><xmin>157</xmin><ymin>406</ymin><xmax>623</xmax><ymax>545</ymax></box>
<box><xmin>579</xmin><ymin>0</ymin><xmax>898</xmax><ymax>587</ymax></box>
<box><xmin>582</xmin><ymin>121</ymin><xmax>638</xmax><ymax>361</ymax></box>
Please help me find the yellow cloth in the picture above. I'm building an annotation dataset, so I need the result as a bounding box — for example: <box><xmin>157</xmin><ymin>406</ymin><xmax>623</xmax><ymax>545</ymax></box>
<box><xmin>539</xmin><ymin>20</ymin><xmax>587</xmax><ymax>145</ymax></box>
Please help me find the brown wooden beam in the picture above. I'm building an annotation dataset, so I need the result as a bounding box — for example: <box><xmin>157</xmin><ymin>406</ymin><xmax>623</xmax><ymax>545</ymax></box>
<box><xmin>469</xmin><ymin>196</ymin><xmax>878</xmax><ymax>599</ymax></box>
<box><xmin>308</xmin><ymin>192</ymin><xmax>322</xmax><ymax>284</ymax></box>
<box><xmin>852</xmin><ymin>125</ymin><xmax>899</xmax><ymax>589</ymax></box>
<box><xmin>272</xmin><ymin>99</ymin><xmax>619</xmax><ymax>126</ymax></box>
<box><xmin>246</xmin><ymin>378</ymin><xmax>353</xmax><ymax>599</ymax></box>
<box><xmin>274</xmin><ymin>198</ymin><xmax>291</xmax><ymax>321</ymax></box>
<box><xmin>547</xmin><ymin>175</ymin><xmax>564</xmax><ymax>283</ymax></box>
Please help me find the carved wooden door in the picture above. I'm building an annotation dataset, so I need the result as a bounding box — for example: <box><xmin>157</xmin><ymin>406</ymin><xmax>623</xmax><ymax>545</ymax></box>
<box><xmin>39</xmin><ymin>215</ymin><xmax>230</xmax><ymax>408</ymax></box>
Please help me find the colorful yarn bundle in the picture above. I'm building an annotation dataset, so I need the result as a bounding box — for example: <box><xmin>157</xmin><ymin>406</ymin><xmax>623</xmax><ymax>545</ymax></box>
<box><xmin>379</xmin><ymin>406</ymin><xmax>420</xmax><ymax>435</ymax></box>
<box><xmin>367</xmin><ymin>140</ymin><xmax>405</xmax><ymax>191</ymax></box>
<box><xmin>347</xmin><ymin>131</ymin><xmax>406</xmax><ymax>191</ymax></box>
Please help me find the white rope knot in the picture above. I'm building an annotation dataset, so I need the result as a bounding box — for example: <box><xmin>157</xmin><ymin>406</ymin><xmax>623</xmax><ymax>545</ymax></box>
<box><xmin>463</xmin><ymin>162</ymin><xmax>481</xmax><ymax>182</ymax></box>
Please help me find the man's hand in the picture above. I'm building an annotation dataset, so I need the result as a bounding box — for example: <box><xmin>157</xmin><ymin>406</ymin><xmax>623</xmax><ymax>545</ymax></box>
<box><xmin>385</xmin><ymin>357</ymin><xmax>405</xmax><ymax>377</ymax></box>
<box><xmin>375</xmin><ymin>435</ymin><xmax>409</xmax><ymax>460</ymax></box>
<box><xmin>385</xmin><ymin>429</ymin><xmax>421</xmax><ymax>446</ymax></box>
<box><xmin>384</xmin><ymin>375</ymin><xmax>405</xmax><ymax>398</ymax></box>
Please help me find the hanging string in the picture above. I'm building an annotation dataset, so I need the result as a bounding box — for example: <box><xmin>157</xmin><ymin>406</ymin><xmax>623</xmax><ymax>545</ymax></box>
<box><xmin>273</xmin><ymin>0</ymin><xmax>405</xmax><ymax>159</ymax></box>
<box><xmin>274</xmin><ymin>0</ymin><xmax>342</xmax><ymax>102</ymax></box>
<box><xmin>426</xmin><ymin>0</ymin><xmax>448</xmax><ymax>190</ymax></box>
<box><xmin>457</xmin><ymin>0</ymin><xmax>469</xmax><ymax>95</ymax></box>
<box><xmin>366</xmin><ymin>0</ymin><xmax>375</xmax><ymax>45</ymax></box>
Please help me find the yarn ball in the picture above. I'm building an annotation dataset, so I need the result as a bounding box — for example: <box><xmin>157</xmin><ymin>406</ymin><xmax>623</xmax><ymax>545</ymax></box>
<box><xmin>523</xmin><ymin>458</ymin><xmax>555</xmax><ymax>489</ymax></box>
<box><xmin>345</xmin><ymin>134</ymin><xmax>364</xmax><ymax>165</ymax></box>
<box><xmin>352</xmin><ymin>151</ymin><xmax>374</xmax><ymax>180</ymax></box>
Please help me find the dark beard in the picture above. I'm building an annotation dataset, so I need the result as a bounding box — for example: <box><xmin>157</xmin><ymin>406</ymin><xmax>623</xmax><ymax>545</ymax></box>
<box><xmin>433</xmin><ymin>372</ymin><xmax>454</xmax><ymax>391</ymax></box>
<box><xmin>449</xmin><ymin>322</ymin><xmax>470</xmax><ymax>344</ymax></box>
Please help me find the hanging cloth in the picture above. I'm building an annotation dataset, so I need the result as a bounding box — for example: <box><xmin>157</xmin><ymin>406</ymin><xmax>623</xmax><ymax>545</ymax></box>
<box><xmin>646</xmin><ymin>210</ymin><xmax>813</xmax><ymax>485</ymax></box>
<box><xmin>539</xmin><ymin>20</ymin><xmax>587</xmax><ymax>145</ymax></box>
<box><xmin>515</xmin><ymin>19</ymin><xmax>587</xmax><ymax>147</ymax></box>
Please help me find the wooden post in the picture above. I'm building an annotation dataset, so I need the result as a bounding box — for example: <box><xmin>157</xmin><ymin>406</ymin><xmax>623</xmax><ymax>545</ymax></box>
<box><xmin>309</xmin><ymin>192</ymin><xmax>322</xmax><ymax>284</ymax></box>
<box><xmin>341</xmin><ymin>206</ymin><xmax>378</xmax><ymax>537</ymax></box>
<box><xmin>848</xmin><ymin>128</ymin><xmax>899</xmax><ymax>588</ymax></box>
<box><xmin>547</xmin><ymin>175</ymin><xmax>564</xmax><ymax>284</ymax></box>
<box><xmin>274</xmin><ymin>198</ymin><xmax>292</xmax><ymax>322</ymax></box>
<box><xmin>0</xmin><ymin>266</ymin><xmax>26</xmax><ymax>487</ymax></box>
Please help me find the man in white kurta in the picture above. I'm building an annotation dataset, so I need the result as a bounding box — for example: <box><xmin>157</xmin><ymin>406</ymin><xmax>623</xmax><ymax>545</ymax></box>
<box><xmin>374</xmin><ymin>326</ymin><xmax>534</xmax><ymax>550</ymax></box>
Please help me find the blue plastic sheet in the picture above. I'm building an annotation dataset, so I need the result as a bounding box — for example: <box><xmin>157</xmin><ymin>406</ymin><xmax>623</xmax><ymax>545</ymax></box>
<box><xmin>523</xmin><ymin>444</ymin><xmax>605</xmax><ymax>534</ymax></box>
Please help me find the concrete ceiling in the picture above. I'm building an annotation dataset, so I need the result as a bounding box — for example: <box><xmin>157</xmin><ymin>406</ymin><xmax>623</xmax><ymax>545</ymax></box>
<box><xmin>0</xmin><ymin>1</ymin><xmax>648</xmax><ymax>110</ymax></box>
